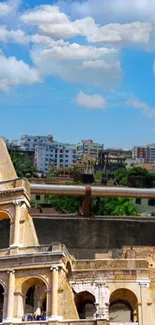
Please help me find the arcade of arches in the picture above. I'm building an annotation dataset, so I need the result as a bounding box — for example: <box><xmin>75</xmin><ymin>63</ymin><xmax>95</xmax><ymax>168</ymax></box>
<box><xmin>0</xmin><ymin>273</ymin><xmax>140</xmax><ymax>323</ymax></box>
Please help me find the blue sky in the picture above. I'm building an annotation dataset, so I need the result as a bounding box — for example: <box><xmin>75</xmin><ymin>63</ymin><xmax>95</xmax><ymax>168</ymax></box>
<box><xmin>1</xmin><ymin>0</ymin><xmax>155</xmax><ymax>148</ymax></box>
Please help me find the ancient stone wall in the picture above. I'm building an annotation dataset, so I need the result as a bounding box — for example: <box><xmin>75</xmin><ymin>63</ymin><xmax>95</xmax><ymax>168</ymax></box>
<box><xmin>33</xmin><ymin>216</ymin><xmax>155</xmax><ymax>259</ymax></box>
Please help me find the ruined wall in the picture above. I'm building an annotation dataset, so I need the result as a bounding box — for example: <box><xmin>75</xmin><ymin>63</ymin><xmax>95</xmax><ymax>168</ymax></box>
<box><xmin>33</xmin><ymin>216</ymin><xmax>155</xmax><ymax>259</ymax></box>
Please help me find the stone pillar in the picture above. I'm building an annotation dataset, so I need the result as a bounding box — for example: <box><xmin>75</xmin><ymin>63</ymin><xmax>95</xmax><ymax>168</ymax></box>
<box><xmin>6</xmin><ymin>270</ymin><xmax>15</xmax><ymax>321</ymax></box>
<box><xmin>50</xmin><ymin>266</ymin><xmax>59</xmax><ymax>320</ymax></box>
<box><xmin>95</xmin><ymin>283</ymin><xmax>110</xmax><ymax>320</ymax></box>
<box><xmin>12</xmin><ymin>201</ymin><xmax>21</xmax><ymax>247</ymax></box>
<box><xmin>15</xmin><ymin>293</ymin><xmax>24</xmax><ymax>321</ymax></box>
<box><xmin>137</xmin><ymin>279</ymin><xmax>151</xmax><ymax>325</ymax></box>
<box><xmin>2</xmin><ymin>293</ymin><xmax>7</xmax><ymax>321</ymax></box>
<box><xmin>46</xmin><ymin>290</ymin><xmax>51</xmax><ymax>318</ymax></box>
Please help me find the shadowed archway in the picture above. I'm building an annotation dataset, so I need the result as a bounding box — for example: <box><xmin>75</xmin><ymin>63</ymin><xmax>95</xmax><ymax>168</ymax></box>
<box><xmin>109</xmin><ymin>288</ymin><xmax>138</xmax><ymax>322</ymax></box>
<box><xmin>0</xmin><ymin>211</ymin><xmax>11</xmax><ymax>248</ymax></box>
<box><xmin>74</xmin><ymin>291</ymin><xmax>96</xmax><ymax>319</ymax></box>
<box><xmin>22</xmin><ymin>277</ymin><xmax>47</xmax><ymax>317</ymax></box>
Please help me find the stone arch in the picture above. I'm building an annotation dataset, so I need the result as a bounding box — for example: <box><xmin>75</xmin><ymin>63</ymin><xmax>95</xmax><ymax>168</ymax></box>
<box><xmin>109</xmin><ymin>288</ymin><xmax>138</xmax><ymax>322</ymax></box>
<box><xmin>0</xmin><ymin>210</ymin><xmax>12</xmax><ymax>221</ymax></box>
<box><xmin>22</xmin><ymin>276</ymin><xmax>48</xmax><ymax>317</ymax></box>
<box><xmin>74</xmin><ymin>291</ymin><xmax>96</xmax><ymax>319</ymax></box>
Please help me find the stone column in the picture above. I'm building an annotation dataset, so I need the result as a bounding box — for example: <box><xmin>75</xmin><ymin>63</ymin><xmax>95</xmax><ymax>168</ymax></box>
<box><xmin>95</xmin><ymin>283</ymin><xmax>110</xmax><ymax>320</ymax></box>
<box><xmin>2</xmin><ymin>293</ymin><xmax>7</xmax><ymax>321</ymax></box>
<box><xmin>50</xmin><ymin>266</ymin><xmax>59</xmax><ymax>320</ymax></box>
<box><xmin>12</xmin><ymin>201</ymin><xmax>21</xmax><ymax>247</ymax></box>
<box><xmin>46</xmin><ymin>290</ymin><xmax>51</xmax><ymax>318</ymax></box>
<box><xmin>6</xmin><ymin>270</ymin><xmax>15</xmax><ymax>321</ymax></box>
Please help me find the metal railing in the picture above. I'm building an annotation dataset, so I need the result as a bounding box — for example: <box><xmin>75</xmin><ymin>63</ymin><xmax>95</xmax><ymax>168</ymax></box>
<box><xmin>30</xmin><ymin>183</ymin><xmax>155</xmax><ymax>199</ymax></box>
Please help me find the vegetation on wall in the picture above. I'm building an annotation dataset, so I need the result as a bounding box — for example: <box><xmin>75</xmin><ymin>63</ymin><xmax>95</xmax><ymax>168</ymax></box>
<box><xmin>113</xmin><ymin>166</ymin><xmax>154</xmax><ymax>186</ymax></box>
<box><xmin>49</xmin><ymin>195</ymin><xmax>137</xmax><ymax>216</ymax></box>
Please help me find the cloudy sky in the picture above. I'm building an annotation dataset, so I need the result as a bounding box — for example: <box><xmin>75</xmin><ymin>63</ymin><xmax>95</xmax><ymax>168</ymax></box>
<box><xmin>1</xmin><ymin>0</ymin><xmax>155</xmax><ymax>147</ymax></box>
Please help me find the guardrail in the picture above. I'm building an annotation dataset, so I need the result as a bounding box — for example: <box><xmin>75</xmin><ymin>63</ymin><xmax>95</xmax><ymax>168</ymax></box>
<box><xmin>30</xmin><ymin>183</ymin><xmax>155</xmax><ymax>199</ymax></box>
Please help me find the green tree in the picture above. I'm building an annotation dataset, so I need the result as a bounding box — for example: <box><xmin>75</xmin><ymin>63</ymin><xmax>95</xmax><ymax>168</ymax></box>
<box><xmin>49</xmin><ymin>195</ymin><xmax>80</xmax><ymax>213</ymax></box>
<box><xmin>47</xmin><ymin>167</ymin><xmax>59</xmax><ymax>178</ymax></box>
<box><xmin>113</xmin><ymin>166</ymin><xmax>152</xmax><ymax>186</ymax></box>
<box><xmin>92</xmin><ymin>197</ymin><xmax>137</xmax><ymax>216</ymax></box>
<box><xmin>48</xmin><ymin>195</ymin><xmax>137</xmax><ymax>216</ymax></box>
<box><xmin>113</xmin><ymin>197</ymin><xmax>137</xmax><ymax>216</ymax></box>
<box><xmin>10</xmin><ymin>152</ymin><xmax>36</xmax><ymax>177</ymax></box>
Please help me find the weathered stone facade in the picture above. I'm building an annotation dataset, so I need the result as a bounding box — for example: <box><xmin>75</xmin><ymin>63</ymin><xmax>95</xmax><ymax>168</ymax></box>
<box><xmin>0</xmin><ymin>138</ymin><xmax>155</xmax><ymax>325</ymax></box>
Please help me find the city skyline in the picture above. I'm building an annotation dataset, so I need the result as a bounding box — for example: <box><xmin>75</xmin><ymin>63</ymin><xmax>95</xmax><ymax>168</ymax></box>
<box><xmin>1</xmin><ymin>0</ymin><xmax>155</xmax><ymax>147</ymax></box>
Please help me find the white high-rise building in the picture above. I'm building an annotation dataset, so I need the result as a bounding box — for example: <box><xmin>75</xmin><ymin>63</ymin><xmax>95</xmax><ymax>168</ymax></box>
<box><xmin>20</xmin><ymin>134</ymin><xmax>53</xmax><ymax>151</ymax></box>
<box><xmin>34</xmin><ymin>143</ymin><xmax>77</xmax><ymax>173</ymax></box>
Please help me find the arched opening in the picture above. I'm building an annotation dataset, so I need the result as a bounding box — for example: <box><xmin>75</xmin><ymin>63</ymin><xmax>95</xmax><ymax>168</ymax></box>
<box><xmin>66</xmin><ymin>261</ymin><xmax>72</xmax><ymax>280</ymax></box>
<box><xmin>74</xmin><ymin>291</ymin><xmax>96</xmax><ymax>319</ymax></box>
<box><xmin>22</xmin><ymin>277</ymin><xmax>47</xmax><ymax>319</ymax></box>
<box><xmin>109</xmin><ymin>288</ymin><xmax>138</xmax><ymax>323</ymax></box>
<box><xmin>0</xmin><ymin>211</ymin><xmax>10</xmax><ymax>248</ymax></box>
<box><xmin>0</xmin><ymin>284</ymin><xmax>4</xmax><ymax>322</ymax></box>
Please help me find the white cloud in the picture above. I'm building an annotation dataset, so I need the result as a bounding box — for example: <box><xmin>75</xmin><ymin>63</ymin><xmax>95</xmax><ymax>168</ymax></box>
<box><xmin>31</xmin><ymin>43</ymin><xmax>121</xmax><ymax>88</ymax></box>
<box><xmin>21</xmin><ymin>5</ymin><xmax>69</xmax><ymax>25</ymax></box>
<box><xmin>0</xmin><ymin>26</ymin><xmax>27</xmax><ymax>44</ymax></box>
<box><xmin>0</xmin><ymin>54</ymin><xmax>40</xmax><ymax>92</ymax></box>
<box><xmin>59</xmin><ymin>0</ymin><xmax>155</xmax><ymax>24</ymax></box>
<box><xmin>126</xmin><ymin>98</ymin><xmax>155</xmax><ymax>118</ymax></box>
<box><xmin>32</xmin><ymin>43</ymin><xmax>117</xmax><ymax>61</ymax></box>
<box><xmin>30</xmin><ymin>34</ymin><xmax>68</xmax><ymax>47</ymax></box>
<box><xmin>39</xmin><ymin>16</ymin><xmax>98</xmax><ymax>39</ymax></box>
<box><xmin>0</xmin><ymin>0</ymin><xmax>20</xmax><ymax>17</ymax></box>
<box><xmin>75</xmin><ymin>91</ymin><xmax>106</xmax><ymax>108</ymax></box>
<box><xmin>20</xmin><ymin>4</ymin><xmax>154</xmax><ymax>47</ymax></box>
<box><xmin>0</xmin><ymin>2</ymin><xmax>12</xmax><ymax>16</ymax></box>
<box><xmin>88</xmin><ymin>22</ymin><xmax>152</xmax><ymax>44</ymax></box>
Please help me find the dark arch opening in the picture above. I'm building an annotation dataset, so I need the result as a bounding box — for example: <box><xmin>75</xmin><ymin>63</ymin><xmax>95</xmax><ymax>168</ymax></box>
<box><xmin>75</xmin><ymin>291</ymin><xmax>96</xmax><ymax>319</ymax></box>
<box><xmin>0</xmin><ymin>211</ymin><xmax>10</xmax><ymax>249</ymax></box>
<box><xmin>25</xmin><ymin>283</ymin><xmax>46</xmax><ymax>317</ymax></box>
<box><xmin>66</xmin><ymin>261</ymin><xmax>72</xmax><ymax>279</ymax></box>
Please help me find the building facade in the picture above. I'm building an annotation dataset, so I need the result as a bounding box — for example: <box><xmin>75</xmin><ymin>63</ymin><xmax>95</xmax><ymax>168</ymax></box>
<box><xmin>98</xmin><ymin>149</ymin><xmax>131</xmax><ymax>174</ymax></box>
<box><xmin>1</xmin><ymin>138</ymin><xmax>155</xmax><ymax>325</ymax></box>
<box><xmin>132</xmin><ymin>144</ymin><xmax>155</xmax><ymax>164</ymax></box>
<box><xmin>77</xmin><ymin>140</ymin><xmax>104</xmax><ymax>161</ymax></box>
<box><xmin>34</xmin><ymin>144</ymin><xmax>76</xmax><ymax>173</ymax></box>
<box><xmin>20</xmin><ymin>135</ymin><xmax>54</xmax><ymax>151</ymax></box>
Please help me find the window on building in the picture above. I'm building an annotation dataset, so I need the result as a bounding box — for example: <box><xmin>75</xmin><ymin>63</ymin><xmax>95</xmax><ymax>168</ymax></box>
<box><xmin>36</xmin><ymin>195</ymin><xmax>40</xmax><ymax>200</ymax></box>
<box><xmin>148</xmin><ymin>199</ymin><xmax>155</xmax><ymax>206</ymax></box>
<box><xmin>135</xmin><ymin>198</ymin><xmax>141</xmax><ymax>205</ymax></box>
<box><xmin>60</xmin><ymin>159</ymin><xmax>63</xmax><ymax>163</ymax></box>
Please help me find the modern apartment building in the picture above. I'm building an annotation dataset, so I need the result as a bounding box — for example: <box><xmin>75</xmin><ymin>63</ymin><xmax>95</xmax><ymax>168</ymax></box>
<box><xmin>132</xmin><ymin>146</ymin><xmax>146</xmax><ymax>163</ymax></box>
<box><xmin>77</xmin><ymin>139</ymin><xmax>104</xmax><ymax>160</ymax></box>
<box><xmin>34</xmin><ymin>143</ymin><xmax>77</xmax><ymax>173</ymax></box>
<box><xmin>20</xmin><ymin>134</ymin><xmax>54</xmax><ymax>151</ymax></box>
<box><xmin>132</xmin><ymin>144</ymin><xmax>155</xmax><ymax>164</ymax></box>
